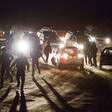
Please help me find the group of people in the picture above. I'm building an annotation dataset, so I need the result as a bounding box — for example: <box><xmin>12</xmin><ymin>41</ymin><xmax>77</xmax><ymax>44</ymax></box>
<box><xmin>84</xmin><ymin>41</ymin><xmax>98</xmax><ymax>67</ymax></box>
<box><xmin>1</xmin><ymin>32</ymin><xmax>98</xmax><ymax>91</ymax></box>
<box><xmin>0</xmin><ymin>35</ymin><xmax>52</xmax><ymax>91</ymax></box>
<box><xmin>0</xmin><ymin>46</ymin><xmax>30</xmax><ymax>90</ymax></box>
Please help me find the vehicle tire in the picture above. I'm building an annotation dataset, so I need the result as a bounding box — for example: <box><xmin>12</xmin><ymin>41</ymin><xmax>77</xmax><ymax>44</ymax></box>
<box><xmin>51</xmin><ymin>57</ymin><xmax>56</xmax><ymax>65</ymax></box>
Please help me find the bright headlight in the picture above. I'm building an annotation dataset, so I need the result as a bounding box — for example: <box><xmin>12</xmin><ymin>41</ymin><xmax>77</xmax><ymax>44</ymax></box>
<box><xmin>29</xmin><ymin>31</ymin><xmax>32</xmax><ymax>34</ymax></box>
<box><xmin>105</xmin><ymin>38</ymin><xmax>110</xmax><ymax>44</ymax></box>
<box><xmin>63</xmin><ymin>53</ymin><xmax>68</xmax><ymax>59</ymax></box>
<box><xmin>91</xmin><ymin>37</ymin><xmax>96</xmax><ymax>41</ymax></box>
<box><xmin>78</xmin><ymin>54</ymin><xmax>83</xmax><ymax>58</ymax></box>
<box><xmin>59</xmin><ymin>44</ymin><xmax>64</xmax><ymax>48</ymax></box>
<box><xmin>16</xmin><ymin>40</ymin><xmax>29</xmax><ymax>53</ymax></box>
<box><xmin>78</xmin><ymin>44</ymin><xmax>84</xmax><ymax>50</ymax></box>
<box><xmin>60</xmin><ymin>37</ymin><xmax>66</xmax><ymax>41</ymax></box>
<box><xmin>60</xmin><ymin>53</ymin><xmax>68</xmax><ymax>59</ymax></box>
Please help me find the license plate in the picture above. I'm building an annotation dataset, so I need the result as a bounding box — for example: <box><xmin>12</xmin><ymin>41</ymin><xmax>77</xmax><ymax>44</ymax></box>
<box><xmin>69</xmin><ymin>56</ymin><xmax>76</xmax><ymax>59</ymax></box>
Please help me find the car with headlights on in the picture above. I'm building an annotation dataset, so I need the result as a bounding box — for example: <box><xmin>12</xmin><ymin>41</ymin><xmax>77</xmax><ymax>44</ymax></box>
<box><xmin>64</xmin><ymin>34</ymin><xmax>92</xmax><ymax>51</ymax></box>
<box><xmin>100</xmin><ymin>47</ymin><xmax>112</xmax><ymax>68</ymax></box>
<box><xmin>52</xmin><ymin>46</ymin><xmax>84</xmax><ymax>69</ymax></box>
<box><xmin>37</xmin><ymin>27</ymin><xmax>61</xmax><ymax>51</ymax></box>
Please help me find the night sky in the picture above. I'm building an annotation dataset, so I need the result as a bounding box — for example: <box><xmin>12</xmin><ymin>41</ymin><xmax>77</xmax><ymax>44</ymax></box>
<box><xmin>0</xmin><ymin>0</ymin><xmax>112</xmax><ymax>31</ymax></box>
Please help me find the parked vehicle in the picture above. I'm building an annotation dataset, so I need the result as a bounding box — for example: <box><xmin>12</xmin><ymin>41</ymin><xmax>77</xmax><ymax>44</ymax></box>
<box><xmin>37</xmin><ymin>27</ymin><xmax>61</xmax><ymax>51</ymax></box>
<box><xmin>61</xmin><ymin>31</ymin><xmax>93</xmax><ymax>51</ymax></box>
<box><xmin>85</xmin><ymin>25</ymin><xmax>112</xmax><ymax>50</ymax></box>
<box><xmin>100</xmin><ymin>47</ymin><xmax>112</xmax><ymax>68</ymax></box>
<box><xmin>52</xmin><ymin>46</ymin><xmax>84</xmax><ymax>69</ymax></box>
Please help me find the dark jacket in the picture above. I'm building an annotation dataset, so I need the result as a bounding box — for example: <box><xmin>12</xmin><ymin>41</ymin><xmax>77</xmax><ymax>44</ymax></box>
<box><xmin>90</xmin><ymin>42</ymin><xmax>98</xmax><ymax>56</ymax></box>
<box><xmin>44</xmin><ymin>43</ymin><xmax>52</xmax><ymax>55</ymax></box>
<box><xmin>11</xmin><ymin>56</ymin><xmax>29</xmax><ymax>72</ymax></box>
<box><xmin>0</xmin><ymin>52</ymin><xmax>13</xmax><ymax>67</ymax></box>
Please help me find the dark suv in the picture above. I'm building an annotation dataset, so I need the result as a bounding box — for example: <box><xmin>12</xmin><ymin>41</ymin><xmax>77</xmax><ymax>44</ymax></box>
<box><xmin>100</xmin><ymin>47</ymin><xmax>112</xmax><ymax>68</ymax></box>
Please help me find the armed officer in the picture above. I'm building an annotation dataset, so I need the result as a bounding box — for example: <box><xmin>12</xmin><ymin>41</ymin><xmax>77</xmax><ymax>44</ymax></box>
<box><xmin>11</xmin><ymin>52</ymin><xmax>29</xmax><ymax>90</ymax></box>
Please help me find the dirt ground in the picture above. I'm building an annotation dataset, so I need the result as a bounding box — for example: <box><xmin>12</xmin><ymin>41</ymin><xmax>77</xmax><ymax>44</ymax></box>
<box><xmin>0</xmin><ymin>62</ymin><xmax>112</xmax><ymax>112</ymax></box>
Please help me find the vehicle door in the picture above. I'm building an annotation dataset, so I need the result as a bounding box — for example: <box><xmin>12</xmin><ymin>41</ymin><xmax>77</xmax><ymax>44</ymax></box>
<box><xmin>102</xmin><ymin>49</ymin><xmax>112</xmax><ymax>63</ymax></box>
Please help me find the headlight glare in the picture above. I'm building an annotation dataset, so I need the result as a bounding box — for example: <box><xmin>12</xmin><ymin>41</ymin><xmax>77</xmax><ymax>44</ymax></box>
<box><xmin>105</xmin><ymin>38</ymin><xmax>110</xmax><ymax>44</ymax></box>
<box><xmin>78</xmin><ymin>44</ymin><xmax>84</xmax><ymax>50</ymax></box>
<box><xmin>78</xmin><ymin>54</ymin><xmax>83</xmax><ymax>58</ymax></box>
<box><xmin>16</xmin><ymin>40</ymin><xmax>29</xmax><ymax>53</ymax></box>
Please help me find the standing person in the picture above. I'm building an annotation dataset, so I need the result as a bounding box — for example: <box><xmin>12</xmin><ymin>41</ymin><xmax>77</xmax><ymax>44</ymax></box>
<box><xmin>44</xmin><ymin>41</ymin><xmax>52</xmax><ymax>63</ymax></box>
<box><xmin>0</xmin><ymin>46</ymin><xmax>13</xmax><ymax>87</ymax></box>
<box><xmin>30</xmin><ymin>34</ymin><xmax>41</xmax><ymax>77</ymax></box>
<box><xmin>90</xmin><ymin>42</ymin><xmax>98</xmax><ymax>67</ymax></box>
<box><xmin>30</xmin><ymin>46</ymin><xmax>41</xmax><ymax>77</ymax></box>
<box><xmin>6</xmin><ymin>32</ymin><xmax>15</xmax><ymax>53</ymax></box>
<box><xmin>83</xmin><ymin>41</ymin><xmax>92</xmax><ymax>65</ymax></box>
<box><xmin>11</xmin><ymin>52</ymin><xmax>29</xmax><ymax>90</ymax></box>
<box><xmin>83</xmin><ymin>42</ymin><xmax>90</xmax><ymax>65</ymax></box>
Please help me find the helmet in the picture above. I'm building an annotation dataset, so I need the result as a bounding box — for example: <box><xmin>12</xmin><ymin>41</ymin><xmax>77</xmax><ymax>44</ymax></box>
<box><xmin>1</xmin><ymin>46</ymin><xmax>7</xmax><ymax>51</ymax></box>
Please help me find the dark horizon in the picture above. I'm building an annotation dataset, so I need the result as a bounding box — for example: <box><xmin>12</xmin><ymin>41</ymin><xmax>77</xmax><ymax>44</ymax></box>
<box><xmin>0</xmin><ymin>0</ymin><xmax>112</xmax><ymax>32</ymax></box>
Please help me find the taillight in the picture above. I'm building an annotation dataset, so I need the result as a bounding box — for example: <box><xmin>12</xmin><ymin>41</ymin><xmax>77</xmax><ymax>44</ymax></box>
<box><xmin>60</xmin><ymin>53</ymin><xmax>68</xmax><ymax>60</ymax></box>
<box><xmin>60</xmin><ymin>55</ymin><xmax>64</xmax><ymax>58</ymax></box>
<box><xmin>69</xmin><ymin>50</ymin><xmax>75</xmax><ymax>54</ymax></box>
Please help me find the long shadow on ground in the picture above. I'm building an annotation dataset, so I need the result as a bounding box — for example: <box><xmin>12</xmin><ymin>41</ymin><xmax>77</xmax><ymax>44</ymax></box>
<box><xmin>9</xmin><ymin>91</ymin><xmax>19</xmax><ymax>112</ymax></box>
<box><xmin>33</xmin><ymin>77</ymin><xmax>68</xmax><ymax>112</ymax></box>
<box><xmin>20</xmin><ymin>91</ymin><xmax>28</xmax><ymax>112</ymax></box>
<box><xmin>42</xmin><ymin>78</ymin><xmax>81</xmax><ymax>112</ymax></box>
<box><xmin>0</xmin><ymin>85</ymin><xmax>11</xmax><ymax>103</ymax></box>
<box><xmin>9</xmin><ymin>90</ymin><xmax>28</xmax><ymax>112</ymax></box>
<box><xmin>40</xmin><ymin>62</ymin><xmax>56</xmax><ymax>70</ymax></box>
<box><xmin>33</xmin><ymin>77</ymin><xmax>86</xmax><ymax>112</ymax></box>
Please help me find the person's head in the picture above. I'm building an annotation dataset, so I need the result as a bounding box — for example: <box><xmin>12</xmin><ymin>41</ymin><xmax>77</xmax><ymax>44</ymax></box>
<box><xmin>1</xmin><ymin>46</ymin><xmax>7</xmax><ymax>52</ymax></box>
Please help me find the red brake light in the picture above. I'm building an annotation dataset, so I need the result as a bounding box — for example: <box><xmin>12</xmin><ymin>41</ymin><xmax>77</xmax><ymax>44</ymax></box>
<box><xmin>60</xmin><ymin>53</ymin><xmax>68</xmax><ymax>60</ymax></box>
<box><xmin>69</xmin><ymin>50</ymin><xmax>75</xmax><ymax>54</ymax></box>
<box><xmin>60</xmin><ymin>54</ymin><xmax>64</xmax><ymax>61</ymax></box>
<box><xmin>60</xmin><ymin>53</ymin><xmax>64</xmax><ymax>58</ymax></box>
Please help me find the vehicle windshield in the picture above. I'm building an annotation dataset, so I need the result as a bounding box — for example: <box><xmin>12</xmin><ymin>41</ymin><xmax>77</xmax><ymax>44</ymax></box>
<box><xmin>43</xmin><ymin>31</ymin><xmax>60</xmax><ymax>43</ymax></box>
<box><xmin>103</xmin><ymin>49</ymin><xmax>112</xmax><ymax>55</ymax></box>
<box><xmin>69</xmin><ymin>35</ymin><xmax>76</xmax><ymax>41</ymax></box>
<box><xmin>63</xmin><ymin>47</ymin><xmax>79</xmax><ymax>53</ymax></box>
